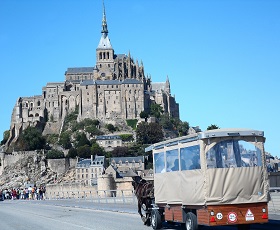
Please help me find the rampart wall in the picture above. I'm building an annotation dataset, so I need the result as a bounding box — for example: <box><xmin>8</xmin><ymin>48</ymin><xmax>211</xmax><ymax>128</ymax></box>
<box><xmin>0</xmin><ymin>151</ymin><xmax>77</xmax><ymax>177</ymax></box>
<box><xmin>45</xmin><ymin>176</ymin><xmax>134</xmax><ymax>199</ymax></box>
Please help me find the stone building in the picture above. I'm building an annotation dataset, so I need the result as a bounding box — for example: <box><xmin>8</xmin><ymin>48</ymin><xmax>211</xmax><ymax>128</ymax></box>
<box><xmin>96</xmin><ymin>135</ymin><xmax>122</xmax><ymax>151</ymax></box>
<box><xmin>110</xmin><ymin>156</ymin><xmax>145</xmax><ymax>175</ymax></box>
<box><xmin>76</xmin><ymin>155</ymin><xmax>105</xmax><ymax>186</ymax></box>
<box><xmin>6</xmin><ymin>3</ymin><xmax>179</xmax><ymax>148</ymax></box>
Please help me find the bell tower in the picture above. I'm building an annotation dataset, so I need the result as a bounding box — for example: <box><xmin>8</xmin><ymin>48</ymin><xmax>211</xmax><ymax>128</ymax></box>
<box><xmin>96</xmin><ymin>0</ymin><xmax>114</xmax><ymax>79</ymax></box>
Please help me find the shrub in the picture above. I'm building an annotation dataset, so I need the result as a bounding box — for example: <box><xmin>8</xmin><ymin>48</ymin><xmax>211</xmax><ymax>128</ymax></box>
<box><xmin>46</xmin><ymin>149</ymin><xmax>65</xmax><ymax>159</ymax></box>
<box><xmin>85</xmin><ymin>126</ymin><xmax>104</xmax><ymax>136</ymax></box>
<box><xmin>77</xmin><ymin>145</ymin><xmax>91</xmax><ymax>158</ymax></box>
<box><xmin>126</xmin><ymin>119</ymin><xmax>138</xmax><ymax>130</ymax></box>
<box><xmin>45</xmin><ymin>134</ymin><xmax>59</xmax><ymax>145</ymax></box>
<box><xmin>119</xmin><ymin>134</ymin><xmax>134</xmax><ymax>142</ymax></box>
<box><xmin>58</xmin><ymin>132</ymin><xmax>72</xmax><ymax>149</ymax></box>
<box><xmin>16</xmin><ymin>126</ymin><xmax>46</xmax><ymax>151</ymax></box>
<box><xmin>105</xmin><ymin>124</ymin><xmax>116</xmax><ymax>132</ymax></box>
<box><xmin>67</xmin><ymin>147</ymin><xmax>78</xmax><ymax>158</ymax></box>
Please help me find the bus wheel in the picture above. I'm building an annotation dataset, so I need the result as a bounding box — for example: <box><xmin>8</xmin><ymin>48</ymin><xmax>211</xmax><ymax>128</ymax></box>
<box><xmin>185</xmin><ymin>212</ymin><xmax>198</xmax><ymax>230</ymax></box>
<box><xmin>151</xmin><ymin>209</ymin><xmax>162</xmax><ymax>229</ymax></box>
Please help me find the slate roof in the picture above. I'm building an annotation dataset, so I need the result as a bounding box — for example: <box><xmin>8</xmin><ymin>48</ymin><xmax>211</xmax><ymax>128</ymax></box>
<box><xmin>96</xmin><ymin>135</ymin><xmax>121</xmax><ymax>140</ymax></box>
<box><xmin>151</xmin><ymin>82</ymin><xmax>165</xmax><ymax>93</ymax></box>
<box><xmin>110</xmin><ymin>156</ymin><xmax>144</xmax><ymax>164</ymax></box>
<box><xmin>76</xmin><ymin>159</ymin><xmax>91</xmax><ymax>168</ymax></box>
<box><xmin>96</xmin><ymin>80</ymin><xmax>122</xmax><ymax>85</ymax></box>
<box><xmin>97</xmin><ymin>34</ymin><xmax>112</xmax><ymax>49</ymax></box>
<box><xmin>66</xmin><ymin>67</ymin><xmax>95</xmax><ymax>74</ymax></box>
<box><xmin>122</xmin><ymin>79</ymin><xmax>142</xmax><ymax>84</ymax></box>
<box><xmin>80</xmin><ymin>80</ymin><xmax>96</xmax><ymax>86</ymax></box>
<box><xmin>93</xmin><ymin>155</ymin><xmax>105</xmax><ymax>164</ymax></box>
<box><xmin>116</xmin><ymin>54</ymin><xmax>127</xmax><ymax>59</ymax></box>
<box><xmin>46</xmin><ymin>82</ymin><xmax>64</xmax><ymax>87</ymax></box>
<box><xmin>76</xmin><ymin>155</ymin><xmax>105</xmax><ymax>168</ymax></box>
<box><xmin>66</xmin><ymin>80</ymin><xmax>81</xmax><ymax>83</ymax></box>
<box><xmin>122</xmin><ymin>168</ymin><xmax>138</xmax><ymax>177</ymax></box>
<box><xmin>80</xmin><ymin>79</ymin><xmax>142</xmax><ymax>86</ymax></box>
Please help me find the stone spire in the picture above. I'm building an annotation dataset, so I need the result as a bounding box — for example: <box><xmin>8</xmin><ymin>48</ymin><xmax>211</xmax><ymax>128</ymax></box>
<box><xmin>165</xmin><ymin>75</ymin><xmax>171</xmax><ymax>94</ymax></box>
<box><xmin>101</xmin><ymin>0</ymin><xmax>108</xmax><ymax>36</ymax></box>
<box><xmin>97</xmin><ymin>0</ymin><xmax>112</xmax><ymax>49</ymax></box>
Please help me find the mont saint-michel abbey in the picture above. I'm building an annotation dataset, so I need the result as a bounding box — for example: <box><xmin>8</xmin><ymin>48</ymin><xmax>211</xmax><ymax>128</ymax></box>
<box><xmin>7</xmin><ymin>4</ymin><xmax>179</xmax><ymax>146</ymax></box>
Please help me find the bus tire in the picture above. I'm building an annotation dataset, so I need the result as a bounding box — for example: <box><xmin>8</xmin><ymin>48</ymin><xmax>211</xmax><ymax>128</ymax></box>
<box><xmin>185</xmin><ymin>212</ymin><xmax>198</xmax><ymax>230</ymax></box>
<box><xmin>151</xmin><ymin>209</ymin><xmax>162</xmax><ymax>229</ymax></box>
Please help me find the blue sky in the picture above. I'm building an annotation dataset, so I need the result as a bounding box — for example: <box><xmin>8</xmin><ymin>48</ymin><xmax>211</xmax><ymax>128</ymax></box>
<box><xmin>1</xmin><ymin>0</ymin><xmax>279</xmax><ymax>157</ymax></box>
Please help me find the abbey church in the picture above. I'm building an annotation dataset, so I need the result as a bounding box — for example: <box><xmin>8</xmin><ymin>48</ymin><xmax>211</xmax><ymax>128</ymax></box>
<box><xmin>7</xmin><ymin>3</ymin><xmax>179</xmax><ymax>146</ymax></box>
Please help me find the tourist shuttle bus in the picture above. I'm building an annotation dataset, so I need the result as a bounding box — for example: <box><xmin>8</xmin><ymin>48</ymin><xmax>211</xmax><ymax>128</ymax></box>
<box><xmin>145</xmin><ymin>128</ymin><xmax>269</xmax><ymax>230</ymax></box>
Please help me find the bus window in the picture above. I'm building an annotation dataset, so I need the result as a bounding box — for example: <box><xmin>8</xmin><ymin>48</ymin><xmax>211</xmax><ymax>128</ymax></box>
<box><xmin>166</xmin><ymin>149</ymin><xmax>179</xmax><ymax>171</ymax></box>
<box><xmin>154</xmin><ymin>152</ymin><xmax>165</xmax><ymax>174</ymax></box>
<box><xmin>180</xmin><ymin>145</ymin><xmax>201</xmax><ymax>170</ymax></box>
<box><xmin>206</xmin><ymin>140</ymin><xmax>262</xmax><ymax>169</ymax></box>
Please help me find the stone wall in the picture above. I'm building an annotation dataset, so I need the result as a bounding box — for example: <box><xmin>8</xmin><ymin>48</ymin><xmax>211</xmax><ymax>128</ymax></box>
<box><xmin>0</xmin><ymin>150</ymin><xmax>76</xmax><ymax>177</ymax></box>
<box><xmin>269</xmin><ymin>172</ymin><xmax>280</xmax><ymax>187</ymax></box>
<box><xmin>47</xmin><ymin>158</ymin><xmax>70</xmax><ymax>175</ymax></box>
<box><xmin>45</xmin><ymin>176</ymin><xmax>134</xmax><ymax>199</ymax></box>
<box><xmin>3</xmin><ymin>151</ymin><xmax>37</xmax><ymax>169</ymax></box>
<box><xmin>46</xmin><ymin>182</ymin><xmax>98</xmax><ymax>199</ymax></box>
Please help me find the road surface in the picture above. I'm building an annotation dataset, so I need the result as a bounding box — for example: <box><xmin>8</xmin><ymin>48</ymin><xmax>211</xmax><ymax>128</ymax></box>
<box><xmin>0</xmin><ymin>199</ymin><xmax>279</xmax><ymax>230</ymax></box>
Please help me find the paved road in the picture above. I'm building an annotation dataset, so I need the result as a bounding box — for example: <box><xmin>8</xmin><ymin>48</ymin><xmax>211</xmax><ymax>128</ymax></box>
<box><xmin>0</xmin><ymin>199</ymin><xmax>279</xmax><ymax>230</ymax></box>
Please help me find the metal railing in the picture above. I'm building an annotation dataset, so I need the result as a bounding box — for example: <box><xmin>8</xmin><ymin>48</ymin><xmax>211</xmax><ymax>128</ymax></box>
<box><xmin>45</xmin><ymin>189</ymin><xmax>137</xmax><ymax>204</ymax></box>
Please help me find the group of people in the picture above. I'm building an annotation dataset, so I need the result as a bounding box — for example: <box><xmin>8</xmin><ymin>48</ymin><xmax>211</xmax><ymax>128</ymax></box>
<box><xmin>0</xmin><ymin>186</ymin><xmax>46</xmax><ymax>201</ymax></box>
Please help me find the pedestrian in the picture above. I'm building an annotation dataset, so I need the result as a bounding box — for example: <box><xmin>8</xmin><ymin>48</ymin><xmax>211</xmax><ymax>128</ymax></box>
<box><xmin>28</xmin><ymin>186</ymin><xmax>33</xmax><ymax>200</ymax></box>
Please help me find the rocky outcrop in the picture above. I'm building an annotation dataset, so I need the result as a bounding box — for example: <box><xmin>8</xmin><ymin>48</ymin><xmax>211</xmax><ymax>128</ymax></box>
<box><xmin>0</xmin><ymin>152</ymin><xmax>75</xmax><ymax>190</ymax></box>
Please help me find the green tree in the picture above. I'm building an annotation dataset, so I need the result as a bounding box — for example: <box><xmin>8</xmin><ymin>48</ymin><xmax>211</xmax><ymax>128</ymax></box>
<box><xmin>140</xmin><ymin>111</ymin><xmax>149</xmax><ymax>121</ymax></box>
<box><xmin>67</xmin><ymin>147</ymin><xmax>78</xmax><ymax>158</ymax></box>
<box><xmin>1</xmin><ymin>130</ymin><xmax>10</xmax><ymax>145</ymax></box>
<box><xmin>159</xmin><ymin>114</ymin><xmax>173</xmax><ymax>129</ymax></box>
<box><xmin>207</xmin><ymin>124</ymin><xmax>220</xmax><ymax>130</ymax></box>
<box><xmin>119</xmin><ymin>134</ymin><xmax>134</xmax><ymax>142</ymax></box>
<box><xmin>126</xmin><ymin>119</ymin><xmax>138</xmax><ymax>130</ymax></box>
<box><xmin>45</xmin><ymin>134</ymin><xmax>59</xmax><ymax>145</ymax></box>
<box><xmin>111</xmin><ymin>146</ymin><xmax>129</xmax><ymax>157</ymax></box>
<box><xmin>16</xmin><ymin>126</ymin><xmax>45</xmax><ymax>151</ymax></box>
<box><xmin>46</xmin><ymin>149</ymin><xmax>65</xmax><ymax>159</ymax></box>
<box><xmin>63</xmin><ymin>109</ymin><xmax>78</xmax><ymax>131</ymax></box>
<box><xmin>85</xmin><ymin>126</ymin><xmax>104</xmax><ymax>136</ymax></box>
<box><xmin>91</xmin><ymin>143</ymin><xmax>105</xmax><ymax>156</ymax></box>
<box><xmin>75</xmin><ymin>133</ymin><xmax>90</xmax><ymax>148</ymax></box>
<box><xmin>150</xmin><ymin>104</ymin><xmax>164</xmax><ymax>118</ymax></box>
<box><xmin>106</xmin><ymin>124</ymin><xmax>116</xmax><ymax>133</ymax></box>
<box><xmin>178</xmin><ymin>121</ymin><xmax>189</xmax><ymax>136</ymax></box>
<box><xmin>77</xmin><ymin>145</ymin><xmax>91</xmax><ymax>158</ymax></box>
<box><xmin>136</xmin><ymin>122</ymin><xmax>164</xmax><ymax>144</ymax></box>
<box><xmin>59</xmin><ymin>132</ymin><xmax>72</xmax><ymax>149</ymax></box>
<box><xmin>127</xmin><ymin>143</ymin><xmax>146</xmax><ymax>156</ymax></box>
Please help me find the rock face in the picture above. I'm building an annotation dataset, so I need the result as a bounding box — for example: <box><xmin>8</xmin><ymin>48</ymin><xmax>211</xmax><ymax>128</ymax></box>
<box><xmin>0</xmin><ymin>153</ymin><xmax>75</xmax><ymax>190</ymax></box>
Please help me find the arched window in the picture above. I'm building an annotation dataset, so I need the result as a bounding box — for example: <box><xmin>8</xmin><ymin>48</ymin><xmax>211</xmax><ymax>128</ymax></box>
<box><xmin>99</xmin><ymin>52</ymin><xmax>102</xmax><ymax>60</ymax></box>
<box><xmin>107</xmin><ymin>52</ymin><xmax>109</xmax><ymax>59</ymax></box>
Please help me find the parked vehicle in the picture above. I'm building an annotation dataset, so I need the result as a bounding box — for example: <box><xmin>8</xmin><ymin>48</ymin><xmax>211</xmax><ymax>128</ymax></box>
<box><xmin>145</xmin><ymin>128</ymin><xmax>269</xmax><ymax>230</ymax></box>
